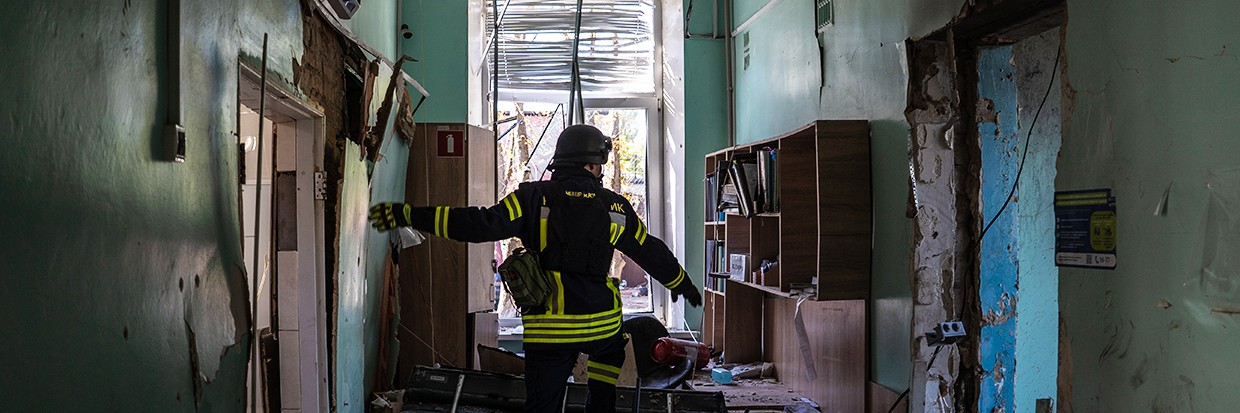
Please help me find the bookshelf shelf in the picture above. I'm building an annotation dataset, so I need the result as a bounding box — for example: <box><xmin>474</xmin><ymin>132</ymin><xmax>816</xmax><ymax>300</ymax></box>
<box><xmin>700</xmin><ymin>120</ymin><xmax>872</xmax><ymax>363</ymax></box>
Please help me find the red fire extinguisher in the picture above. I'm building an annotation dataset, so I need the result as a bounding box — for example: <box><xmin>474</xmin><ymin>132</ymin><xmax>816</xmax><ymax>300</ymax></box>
<box><xmin>650</xmin><ymin>337</ymin><xmax>711</xmax><ymax>368</ymax></box>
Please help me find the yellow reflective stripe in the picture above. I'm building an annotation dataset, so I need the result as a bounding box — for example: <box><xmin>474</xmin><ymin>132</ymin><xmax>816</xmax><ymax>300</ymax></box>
<box><xmin>539</xmin><ymin>203</ymin><xmax>549</xmax><ymax>252</ymax></box>
<box><xmin>433</xmin><ymin>207</ymin><xmax>444</xmax><ymax>237</ymax></box>
<box><xmin>503</xmin><ymin>196</ymin><xmax>516</xmax><ymax>221</ymax></box>
<box><xmin>609</xmin><ymin>223</ymin><xmax>620</xmax><ymax>244</ymax></box>
<box><xmin>588</xmin><ymin>372</ymin><xmax>618</xmax><ymax>385</ymax></box>
<box><xmin>607</xmin><ymin>278</ymin><xmax>621</xmax><ymax>308</ymax></box>
<box><xmin>523</xmin><ymin>324</ymin><xmax>622</xmax><ymax>343</ymax></box>
<box><xmin>554</xmin><ymin>271</ymin><xmax>565</xmax><ymax>315</ymax></box>
<box><xmin>666</xmin><ymin>269</ymin><xmax>686</xmax><ymax>290</ymax></box>
<box><xmin>587</xmin><ymin>361</ymin><xmax>622</xmax><ymax>374</ymax></box>
<box><xmin>523</xmin><ymin>312</ymin><xmax>622</xmax><ymax>329</ymax></box>
<box><xmin>524</xmin><ymin>321</ymin><xmax>622</xmax><ymax>336</ymax></box>
<box><xmin>522</xmin><ymin>307</ymin><xmax>621</xmax><ymax>321</ymax></box>
<box><xmin>402</xmin><ymin>205</ymin><xmax>412</xmax><ymax>224</ymax></box>
<box><xmin>510</xmin><ymin>194</ymin><xmax>523</xmax><ymax>219</ymax></box>
<box><xmin>635</xmin><ymin>221</ymin><xmax>648</xmax><ymax>245</ymax></box>
<box><xmin>440</xmin><ymin>206</ymin><xmax>450</xmax><ymax>238</ymax></box>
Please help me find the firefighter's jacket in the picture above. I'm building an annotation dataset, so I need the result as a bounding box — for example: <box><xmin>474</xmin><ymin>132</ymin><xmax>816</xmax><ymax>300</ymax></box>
<box><xmin>404</xmin><ymin>168</ymin><xmax>690</xmax><ymax>346</ymax></box>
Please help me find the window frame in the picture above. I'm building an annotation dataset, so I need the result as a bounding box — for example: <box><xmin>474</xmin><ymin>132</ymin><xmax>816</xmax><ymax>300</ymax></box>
<box><xmin>492</xmin><ymin>0</ymin><xmax>683</xmax><ymax>331</ymax></box>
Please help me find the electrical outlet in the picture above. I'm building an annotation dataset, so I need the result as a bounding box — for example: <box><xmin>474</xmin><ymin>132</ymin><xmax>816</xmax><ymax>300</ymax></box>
<box><xmin>926</xmin><ymin>321</ymin><xmax>966</xmax><ymax>346</ymax></box>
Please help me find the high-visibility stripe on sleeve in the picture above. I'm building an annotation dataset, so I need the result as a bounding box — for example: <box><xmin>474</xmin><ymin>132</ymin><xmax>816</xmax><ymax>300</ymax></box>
<box><xmin>634</xmin><ymin>221</ymin><xmax>648</xmax><ymax>245</ymax></box>
<box><xmin>503</xmin><ymin>196</ymin><xmax>516</xmax><ymax>221</ymax></box>
<box><xmin>665</xmin><ymin>269</ymin><xmax>687</xmax><ymax>290</ymax></box>
<box><xmin>510</xmin><ymin>194</ymin><xmax>523</xmax><ymax>219</ymax></box>
<box><xmin>433</xmin><ymin>207</ymin><xmax>445</xmax><ymax>237</ymax></box>
<box><xmin>502</xmin><ymin>193</ymin><xmax>524</xmax><ymax>221</ymax></box>
<box><xmin>435</xmin><ymin>206</ymin><xmax>449</xmax><ymax>238</ymax></box>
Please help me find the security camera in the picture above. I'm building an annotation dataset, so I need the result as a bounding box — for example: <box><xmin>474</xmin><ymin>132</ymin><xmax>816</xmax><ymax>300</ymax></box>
<box><xmin>400</xmin><ymin>24</ymin><xmax>412</xmax><ymax>40</ymax></box>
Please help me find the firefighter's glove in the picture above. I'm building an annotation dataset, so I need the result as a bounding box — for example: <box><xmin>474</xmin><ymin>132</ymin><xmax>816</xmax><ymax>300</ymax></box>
<box><xmin>369</xmin><ymin>202</ymin><xmax>413</xmax><ymax>232</ymax></box>
<box><xmin>671</xmin><ymin>282</ymin><xmax>703</xmax><ymax>308</ymax></box>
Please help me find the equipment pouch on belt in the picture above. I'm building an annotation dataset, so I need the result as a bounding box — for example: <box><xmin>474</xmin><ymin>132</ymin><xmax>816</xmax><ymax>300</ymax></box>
<box><xmin>497</xmin><ymin>247</ymin><xmax>555</xmax><ymax>311</ymax></box>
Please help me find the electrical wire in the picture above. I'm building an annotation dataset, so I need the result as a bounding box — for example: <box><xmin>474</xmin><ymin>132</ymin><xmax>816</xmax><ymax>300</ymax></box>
<box><xmin>957</xmin><ymin>46</ymin><xmax>1062</xmax><ymax>323</ymax></box>
<box><xmin>888</xmin><ymin>345</ymin><xmax>947</xmax><ymax>413</ymax></box>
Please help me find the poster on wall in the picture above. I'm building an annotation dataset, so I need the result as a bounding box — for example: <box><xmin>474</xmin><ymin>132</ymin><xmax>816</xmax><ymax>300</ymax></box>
<box><xmin>1054</xmin><ymin>189</ymin><xmax>1117</xmax><ymax>269</ymax></box>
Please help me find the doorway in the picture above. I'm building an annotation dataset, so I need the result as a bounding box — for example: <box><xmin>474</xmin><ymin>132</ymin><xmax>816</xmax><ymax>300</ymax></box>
<box><xmin>238</xmin><ymin>63</ymin><xmax>329</xmax><ymax>413</ymax></box>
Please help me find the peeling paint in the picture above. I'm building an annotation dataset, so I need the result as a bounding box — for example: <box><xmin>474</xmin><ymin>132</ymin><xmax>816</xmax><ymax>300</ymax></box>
<box><xmin>906</xmin><ymin>36</ymin><xmax>968</xmax><ymax>412</ymax></box>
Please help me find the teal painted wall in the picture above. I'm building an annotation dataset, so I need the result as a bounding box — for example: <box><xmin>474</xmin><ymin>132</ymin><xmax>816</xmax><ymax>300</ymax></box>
<box><xmin>364</xmin><ymin>68</ymin><xmax>411</xmax><ymax>398</ymax></box>
<box><xmin>0</xmin><ymin>0</ymin><xmax>305</xmax><ymax>410</ymax></box>
<box><xmin>682</xmin><ymin>38</ymin><xmax>729</xmax><ymax>329</ymax></box>
<box><xmin>335</xmin><ymin>61</ymin><xmax>411</xmax><ymax>412</ymax></box>
<box><xmin>335</xmin><ymin>142</ymin><xmax>370</xmax><ymax>412</ymax></box>
<box><xmin>681</xmin><ymin>0</ymin><xmax>729</xmax><ymax>330</ymax></box>
<box><xmin>346</xmin><ymin>0</ymin><xmax>399</xmax><ymax>59</ymax></box>
<box><xmin>0</xmin><ymin>0</ymin><xmax>409</xmax><ymax>410</ymax></box>
<box><xmin>401</xmin><ymin>0</ymin><xmax>469</xmax><ymax>124</ymax></box>
<box><xmin>726</xmin><ymin>0</ymin><xmax>959</xmax><ymax>391</ymax></box>
<box><xmin>1012</xmin><ymin>29</ymin><xmax>1061</xmax><ymax>413</ymax></box>
<box><xmin>1059</xmin><ymin>1</ymin><xmax>1240</xmax><ymax>411</ymax></box>
<box><xmin>731</xmin><ymin>0</ymin><xmax>818</xmax><ymax>144</ymax></box>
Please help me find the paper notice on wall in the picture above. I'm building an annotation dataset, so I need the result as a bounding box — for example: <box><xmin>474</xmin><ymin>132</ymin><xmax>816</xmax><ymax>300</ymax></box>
<box><xmin>1054</xmin><ymin>189</ymin><xmax>1118</xmax><ymax>269</ymax></box>
<box><xmin>1202</xmin><ymin>167</ymin><xmax>1240</xmax><ymax>312</ymax></box>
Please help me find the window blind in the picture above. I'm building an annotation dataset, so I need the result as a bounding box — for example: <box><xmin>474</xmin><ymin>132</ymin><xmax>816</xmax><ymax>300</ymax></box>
<box><xmin>487</xmin><ymin>0</ymin><xmax>655</xmax><ymax>93</ymax></box>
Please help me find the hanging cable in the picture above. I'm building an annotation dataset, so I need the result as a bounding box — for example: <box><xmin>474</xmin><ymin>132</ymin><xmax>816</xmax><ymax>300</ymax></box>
<box><xmin>567</xmin><ymin>0</ymin><xmax>585</xmax><ymax>125</ymax></box>
<box><xmin>526</xmin><ymin>103</ymin><xmax>564</xmax><ymax>168</ymax></box>
<box><xmin>958</xmin><ymin>46</ymin><xmax>1062</xmax><ymax>322</ymax></box>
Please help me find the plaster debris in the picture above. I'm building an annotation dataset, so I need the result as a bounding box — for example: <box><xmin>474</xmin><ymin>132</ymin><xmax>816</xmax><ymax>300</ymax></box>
<box><xmin>1157</xmin><ymin>299</ymin><xmax>1173</xmax><ymax>309</ymax></box>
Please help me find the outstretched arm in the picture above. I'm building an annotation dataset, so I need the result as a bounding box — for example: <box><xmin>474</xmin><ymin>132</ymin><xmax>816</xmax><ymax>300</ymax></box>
<box><xmin>613</xmin><ymin>202</ymin><xmax>702</xmax><ymax>307</ymax></box>
<box><xmin>369</xmin><ymin>191</ymin><xmax>530</xmax><ymax>243</ymax></box>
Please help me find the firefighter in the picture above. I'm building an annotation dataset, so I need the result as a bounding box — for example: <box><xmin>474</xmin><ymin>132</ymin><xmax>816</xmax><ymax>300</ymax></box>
<box><xmin>369</xmin><ymin>124</ymin><xmax>702</xmax><ymax>412</ymax></box>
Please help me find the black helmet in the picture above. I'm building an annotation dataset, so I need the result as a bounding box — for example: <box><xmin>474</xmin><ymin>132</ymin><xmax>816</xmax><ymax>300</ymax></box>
<box><xmin>549</xmin><ymin>124</ymin><xmax>612</xmax><ymax>169</ymax></box>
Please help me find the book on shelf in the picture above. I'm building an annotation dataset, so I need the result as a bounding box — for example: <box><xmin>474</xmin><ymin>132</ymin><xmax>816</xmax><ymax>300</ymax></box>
<box><xmin>726</xmin><ymin>155</ymin><xmax>762</xmax><ymax>217</ymax></box>
<box><xmin>704</xmin><ymin>172</ymin><xmax>718</xmax><ymax>220</ymax></box>
<box><xmin>715</xmin><ymin>159</ymin><xmax>740</xmax><ymax>217</ymax></box>
<box><xmin>756</xmin><ymin>147</ymin><xmax>779</xmax><ymax>213</ymax></box>
<box><xmin>728</xmin><ymin>254</ymin><xmax>750</xmax><ymax>281</ymax></box>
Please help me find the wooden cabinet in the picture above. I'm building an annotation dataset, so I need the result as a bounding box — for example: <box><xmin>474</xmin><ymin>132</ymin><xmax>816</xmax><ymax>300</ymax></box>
<box><xmin>701</xmin><ymin>120</ymin><xmax>870</xmax><ymax>411</ymax></box>
<box><xmin>398</xmin><ymin>123</ymin><xmax>496</xmax><ymax>374</ymax></box>
<box><xmin>703</xmin><ymin>120</ymin><xmax>871</xmax><ymax>302</ymax></box>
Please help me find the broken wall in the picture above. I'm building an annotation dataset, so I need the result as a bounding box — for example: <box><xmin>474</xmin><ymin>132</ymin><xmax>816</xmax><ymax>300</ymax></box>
<box><xmin>0</xmin><ymin>0</ymin><xmax>303</xmax><ymax>410</ymax></box>
<box><xmin>727</xmin><ymin>0</ymin><xmax>963</xmax><ymax>398</ymax></box>
<box><xmin>1058</xmin><ymin>0</ymin><xmax>1240</xmax><ymax>411</ymax></box>
<box><xmin>0</xmin><ymin>0</ymin><xmax>410</xmax><ymax>411</ymax></box>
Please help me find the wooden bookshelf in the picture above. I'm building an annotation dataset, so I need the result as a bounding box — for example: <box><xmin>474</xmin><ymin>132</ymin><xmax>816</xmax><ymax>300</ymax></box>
<box><xmin>701</xmin><ymin>120</ymin><xmax>871</xmax><ymax>301</ymax></box>
<box><xmin>698</xmin><ymin>120</ymin><xmax>871</xmax><ymax>410</ymax></box>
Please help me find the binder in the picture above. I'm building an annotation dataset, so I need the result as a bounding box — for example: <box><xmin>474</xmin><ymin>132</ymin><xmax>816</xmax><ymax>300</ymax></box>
<box><xmin>756</xmin><ymin>147</ymin><xmax>779</xmax><ymax>213</ymax></box>
<box><xmin>728</xmin><ymin>155</ymin><xmax>761</xmax><ymax>217</ymax></box>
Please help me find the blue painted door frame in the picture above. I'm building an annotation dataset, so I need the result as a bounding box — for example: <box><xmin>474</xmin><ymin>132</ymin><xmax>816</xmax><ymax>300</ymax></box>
<box><xmin>977</xmin><ymin>45</ymin><xmax>1020</xmax><ymax>413</ymax></box>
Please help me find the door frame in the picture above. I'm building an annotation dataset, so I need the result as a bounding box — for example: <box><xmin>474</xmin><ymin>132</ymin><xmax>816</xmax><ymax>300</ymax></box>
<box><xmin>239</xmin><ymin>62</ymin><xmax>330</xmax><ymax>413</ymax></box>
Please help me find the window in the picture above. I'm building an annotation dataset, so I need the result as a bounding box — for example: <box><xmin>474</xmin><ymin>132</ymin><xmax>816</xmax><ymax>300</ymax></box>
<box><xmin>487</xmin><ymin>0</ymin><xmax>671</xmax><ymax>328</ymax></box>
<box><xmin>486</xmin><ymin>0</ymin><xmax>656</xmax><ymax>95</ymax></box>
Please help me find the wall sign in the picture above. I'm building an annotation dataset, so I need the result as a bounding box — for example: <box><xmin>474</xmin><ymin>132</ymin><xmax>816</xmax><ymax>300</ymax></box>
<box><xmin>1054</xmin><ymin>189</ymin><xmax>1117</xmax><ymax>269</ymax></box>
<box><xmin>437</xmin><ymin>130</ymin><xmax>464</xmax><ymax>158</ymax></box>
